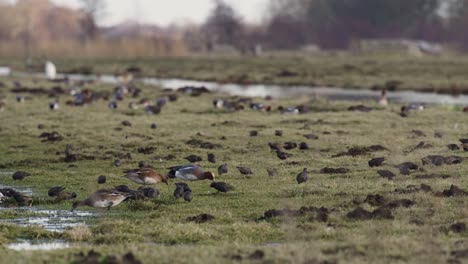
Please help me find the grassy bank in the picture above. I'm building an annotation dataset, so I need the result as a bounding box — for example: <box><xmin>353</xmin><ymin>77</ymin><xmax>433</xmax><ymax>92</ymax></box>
<box><xmin>0</xmin><ymin>74</ymin><xmax>467</xmax><ymax>263</ymax></box>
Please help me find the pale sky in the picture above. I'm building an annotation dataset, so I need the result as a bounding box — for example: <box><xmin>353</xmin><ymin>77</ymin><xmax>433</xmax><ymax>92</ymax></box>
<box><xmin>51</xmin><ymin>0</ymin><xmax>269</xmax><ymax>26</ymax></box>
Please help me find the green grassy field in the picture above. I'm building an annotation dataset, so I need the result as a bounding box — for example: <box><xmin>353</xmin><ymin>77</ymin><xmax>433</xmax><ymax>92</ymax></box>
<box><xmin>0</xmin><ymin>74</ymin><xmax>467</xmax><ymax>264</ymax></box>
<box><xmin>5</xmin><ymin>54</ymin><xmax>468</xmax><ymax>94</ymax></box>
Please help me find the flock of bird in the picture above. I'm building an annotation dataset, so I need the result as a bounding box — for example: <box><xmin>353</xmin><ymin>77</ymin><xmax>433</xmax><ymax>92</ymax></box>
<box><xmin>0</xmin><ymin>61</ymin><xmax>467</xmax><ymax>213</ymax></box>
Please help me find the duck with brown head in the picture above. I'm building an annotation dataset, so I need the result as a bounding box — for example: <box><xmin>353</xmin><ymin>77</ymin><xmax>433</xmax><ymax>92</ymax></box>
<box><xmin>167</xmin><ymin>164</ymin><xmax>215</xmax><ymax>181</ymax></box>
<box><xmin>124</xmin><ymin>165</ymin><xmax>169</xmax><ymax>185</ymax></box>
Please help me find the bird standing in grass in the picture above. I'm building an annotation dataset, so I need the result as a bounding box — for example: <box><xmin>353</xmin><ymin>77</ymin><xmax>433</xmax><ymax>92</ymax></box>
<box><xmin>210</xmin><ymin>182</ymin><xmax>235</xmax><ymax>193</ymax></box>
<box><xmin>124</xmin><ymin>167</ymin><xmax>169</xmax><ymax>185</ymax></box>
<box><xmin>218</xmin><ymin>164</ymin><xmax>228</xmax><ymax>175</ymax></box>
<box><xmin>71</xmin><ymin>189</ymin><xmax>130</xmax><ymax>211</ymax></box>
<box><xmin>296</xmin><ymin>168</ymin><xmax>309</xmax><ymax>184</ymax></box>
<box><xmin>167</xmin><ymin>164</ymin><xmax>215</xmax><ymax>181</ymax></box>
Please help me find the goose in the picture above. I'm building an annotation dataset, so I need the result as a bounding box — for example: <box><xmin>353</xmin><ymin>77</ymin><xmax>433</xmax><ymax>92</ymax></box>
<box><xmin>167</xmin><ymin>164</ymin><xmax>215</xmax><ymax>181</ymax></box>
<box><xmin>71</xmin><ymin>189</ymin><xmax>130</xmax><ymax>211</ymax></box>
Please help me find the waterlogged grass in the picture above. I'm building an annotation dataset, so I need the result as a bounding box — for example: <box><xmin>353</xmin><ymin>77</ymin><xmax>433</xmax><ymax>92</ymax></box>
<box><xmin>0</xmin><ymin>75</ymin><xmax>466</xmax><ymax>263</ymax></box>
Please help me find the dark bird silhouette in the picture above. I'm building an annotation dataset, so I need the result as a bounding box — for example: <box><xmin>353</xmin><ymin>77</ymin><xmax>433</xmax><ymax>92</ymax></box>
<box><xmin>296</xmin><ymin>168</ymin><xmax>309</xmax><ymax>184</ymax></box>
<box><xmin>207</xmin><ymin>153</ymin><xmax>216</xmax><ymax>163</ymax></box>
<box><xmin>210</xmin><ymin>182</ymin><xmax>235</xmax><ymax>192</ymax></box>
<box><xmin>48</xmin><ymin>186</ymin><xmax>65</xmax><ymax>197</ymax></box>
<box><xmin>377</xmin><ymin>170</ymin><xmax>396</xmax><ymax>180</ymax></box>
<box><xmin>268</xmin><ymin>142</ymin><xmax>282</xmax><ymax>151</ymax></box>
<box><xmin>267</xmin><ymin>168</ymin><xmax>277</xmax><ymax>177</ymax></box>
<box><xmin>114</xmin><ymin>159</ymin><xmax>121</xmax><ymax>167</ymax></box>
<box><xmin>275</xmin><ymin>130</ymin><xmax>283</xmax><ymax>136</ymax></box>
<box><xmin>283</xmin><ymin>142</ymin><xmax>297</xmax><ymax>150</ymax></box>
<box><xmin>249</xmin><ymin>130</ymin><xmax>258</xmax><ymax>137</ymax></box>
<box><xmin>276</xmin><ymin>150</ymin><xmax>292</xmax><ymax>160</ymax></box>
<box><xmin>237</xmin><ymin>166</ymin><xmax>252</xmax><ymax>175</ymax></box>
<box><xmin>368</xmin><ymin>157</ymin><xmax>385</xmax><ymax>167</ymax></box>
<box><xmin>56</xmin><ymin>191</ymin><xmax>77</xmax><ymax>201</ymax></box>
<box><xmin>218</xmin><ymin>164</ymin><xmax>228</xmax><ymax>175</ymax></box>
<box><xmin>138</xmin><ymin>186</ymin><xmax>159</xmax><ymax>198</ymax></box>
<box><xmin>97</xmin><ymin>175</ymin><xmax>106</xmax><ymax>184</ymax></box>
<box><xmin>185</xmin><ymin>155</ymin><xmax>202</xmax><ymax>163</ymax></box>
<box><xmin>299</xmin><ymin>142</ymin><xmax>310</xmax><ymax>150</ymax></box>
<box><xmin>150</xmin><ymin>123</ymin><xmax>157</xmax><ymax>129</ymax></box>
<box><xmin>138</xmin><ymin>161</ymin><xmax>146</xmax><ymax>168</ymax></box>
<box><xmin>12</xmin><ymin>171</ymin><xmax>31</xmax><ymax>181</ymax></box>
<box><xmin>183</xmin><ymin>191</ymin><xmax>193</xmax><ymax>202</ymax></box>
<box><xmin>12</xmin><ymin>191</ymin><xmax>33</xmax><ymax>206</ymax></box>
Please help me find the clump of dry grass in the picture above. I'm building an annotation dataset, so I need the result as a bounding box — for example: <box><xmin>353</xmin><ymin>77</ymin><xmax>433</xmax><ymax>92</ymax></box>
<box><xmin>64</xmin><ymin>225</ymin><xmax>92</xmax><ymax>241</ymax></box>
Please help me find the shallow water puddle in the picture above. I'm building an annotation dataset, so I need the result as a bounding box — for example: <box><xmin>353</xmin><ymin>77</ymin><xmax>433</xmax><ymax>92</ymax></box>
<box><xmin>0</xmin><ymin>208</ymin><xmax>95</xmax><ymax>232</ymax></box>
<box><xmin>7</xmin><ymin>239</ymin><xmax>71</xmax><ymax>251</ymax></box>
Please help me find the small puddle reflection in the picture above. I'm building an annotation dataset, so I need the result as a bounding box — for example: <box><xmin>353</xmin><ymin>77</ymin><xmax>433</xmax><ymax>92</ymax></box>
<box><xmin>0</xmin><ymin>208</ymin><xmax>94</xmax><ymax>232</ymax></box>
<box><xmin>7</xmin><ymin>239</ymin><xmax>71</xmax><ymax>251</ymax></box>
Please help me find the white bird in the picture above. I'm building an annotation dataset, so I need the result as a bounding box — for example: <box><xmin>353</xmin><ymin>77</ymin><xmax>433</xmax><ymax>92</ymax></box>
<box><xmin>378</xmin><ymin>89</ymin><xmax>388</xmax><ymax>106</ymax></box>
<box><xmin>45</xmin><ymin>61</ymin><xmax>57</xmax><ymax>80</ymax></box>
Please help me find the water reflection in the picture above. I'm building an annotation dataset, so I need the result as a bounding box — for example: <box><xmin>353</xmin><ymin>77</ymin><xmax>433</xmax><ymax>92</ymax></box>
<box><xmin>7</xmin><ymin>239</ymin><xmax>71</xmax><ymax>251</ymax></box>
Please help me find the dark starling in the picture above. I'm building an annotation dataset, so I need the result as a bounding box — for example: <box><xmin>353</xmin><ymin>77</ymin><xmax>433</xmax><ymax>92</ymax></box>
<box><xmin>48</xmin><ymin>186</ymin><xmax>65</xmax><ymax>197</ymax></box>
<box><xmin>97</xmin><ymin>175</ymin><xmax>106</xmax><ymax>184</ymax></box>
<box><xmin>150</xmin><ymin>123</ymin><xmax>157</xmax><ymax>129</ymax></box>
<box><xmin>275</xmin><ymin>130</ymin><xmax>283</xmax><ymax>136</ymax></box>
<box><xmin>218</xmin><ymin>164</ymin><xmax>228</xmax><ymax>175</ymax></box>
<box><xmin>397</xmin><ymin>162</ymin><xmax>419</xmax><ymax>175</ymax></box>
<box><xmin>207</xmin><ymin>153</ymin><xmax>216</xmax><ymax>163</ymax></box>
<box><xmin>276</xmin><ymin>150</ymin><xmax>292</xmax><ymax>160</ymax></box>
<box><xmin>267</xmin><ymin>168</ymin><xmax>277</xmax><ymax>177</ymax></box>
<box><xmin>56</xmin><ymin>192</ymin><xmax>77</xmax><ymax>201</ymax></box>
<box><xmin>447</xmin><ymin>144</ymin><xmax>460</xmax><ymax>151</ymax></box>
<box><xmin>377</xmin><ymin>170</ymin><xmax>396</xmax><ymax>180</ymax></box>
<box><xmin>114</xmin><ymin>159</ymin><xmax>121</xmax><ymax>167</ymax></box>
<box><xmin>114</xmin><ymin>185</ymin><xmax>132</xmax><ymax>193</ymax></box>
<box><xmin>237</xmin><ymin>166</ymin><xmax>252</xmax><ymax>175</ymax></box>
<box><xmin>121</xmin><ymin>120</ymin><xmax>132</xmax><ymax>127</ymax></box>
<box><xmin>183</xmin><ymin>191</ymin><xmax>193</xmax><ymax>202</ymax></box>
<box><xmin>296</xmin><ymin>168</ymin><xmax>309</xmax><ymax>184</ymax></box>
<box><xmin>283</xmin><ymin>142</ymin><xmax>297</xmax><ymax>150</ymax></box>
<box><xmin>175</xmin><ymin>182</ymin><xmax>191</xmax><ymax>192</ymax></box>
<box><xmin>185</xmin><ymin>155</ymin><xmax>202</xmax><ymax>162</ymax></box>
<box><xmin>138</xmin><ymin>187</ymin><xmax>159</xmax><ymax>198</ymax></box>
<box><xmin>12</xmin><ymin>171</ymin><xmax>31</xmax><ymax>181</ymax></box>
<box><xmin>210</xmin><ymin>182</ymin><xmax>235</xmax><ymax>192</ymax></box>
<box><xmin>368</xmin><ymin>157</ymin><xmax>385</xmax><ymax>167</ymax></box>
<box><xmin>299</xmin><ymin>142</ymin><xmax>310</xmax><ymax>150</ymax></box>
<box><xmin>268</xmin><ymin>142</ymin><xmax>282</xmax><ymax>151</ymax></box>
<box><xmin>249</xmin><ymin>130</ymin><xmax>258</xmax><ymax>137</ymax></box>
<box><xmin>11</xmin><ymin>191</ymin><xmax>33</xmax><ymax>206</ymax></box>
<box><xmin>173</xmin><ymin>186</ymin><xmax>184</xmax><ymax>199</ymax></box>
<box><xmin>138</xmin><ymin>161</ymin><xmax>146</xmax><ymax>168</ymax></box>
<box><xmin>168</xmin><ymin>94</ymin><xmax>178</xmax><ymax>102</ymax></box>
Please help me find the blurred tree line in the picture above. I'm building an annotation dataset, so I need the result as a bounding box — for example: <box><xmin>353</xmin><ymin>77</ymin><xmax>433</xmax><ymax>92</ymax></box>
<box><xmin>2</xmin><ymin>0</ymin><xmax>468</xmax><ymax>58</ymax></box>
<box><xmin>201</xmin><ymin>0</ymin><xmax>468</xmax><ymax>51</ymax></box>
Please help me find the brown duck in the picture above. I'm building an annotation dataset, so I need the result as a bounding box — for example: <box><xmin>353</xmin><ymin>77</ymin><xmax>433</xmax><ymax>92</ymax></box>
<box><xmin>124</xmin><ymin>166</ymin><xmax>169</xmax><ymax>185</ymax></box>
<box><xmin>72</xmin><ymin>189</ymin><xmax>130</xmax><ymax>211</ymax></box>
